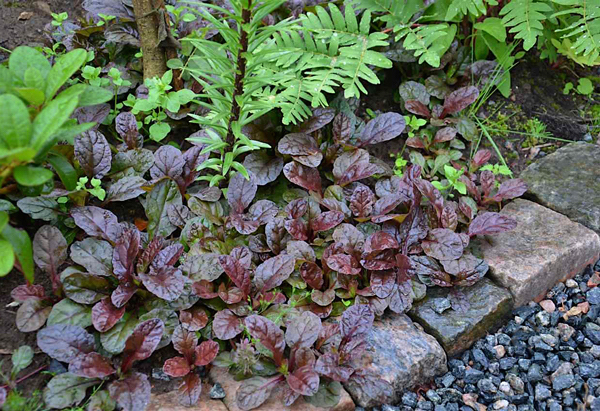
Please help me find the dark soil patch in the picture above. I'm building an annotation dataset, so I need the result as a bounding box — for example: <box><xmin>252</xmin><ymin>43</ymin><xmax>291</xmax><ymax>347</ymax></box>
<box><xmin>0</xmin><ymin>0</ymin><xmax>83</xmax><ymax>55</ymax></box>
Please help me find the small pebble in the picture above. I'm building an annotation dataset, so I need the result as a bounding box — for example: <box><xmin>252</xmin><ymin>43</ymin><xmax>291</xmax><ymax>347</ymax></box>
<box><xmin>566</xmin><ymin>279</ymin><xmax>578</xmax><ymax>288</ymax></box>
<box><xmin>493</xmin><ymin>345</ymin><xmax>506</xmax><ymax>359</ymax></box>
<box><xmin>540</xmin><ymin>299</ymin><xmax>556</xmax><ymax>313</ymax></box>
<box><xmin>209</xmin><ymin>383</ymin><xmax>226</xmax><ymax>399</ymax></box>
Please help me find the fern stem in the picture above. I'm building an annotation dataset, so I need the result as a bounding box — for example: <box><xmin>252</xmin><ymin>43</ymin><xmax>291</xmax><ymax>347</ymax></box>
<box><xmin>225</xmin><ymin>0</ymin><xmax>252</xmax><ymax>149</ymax></box>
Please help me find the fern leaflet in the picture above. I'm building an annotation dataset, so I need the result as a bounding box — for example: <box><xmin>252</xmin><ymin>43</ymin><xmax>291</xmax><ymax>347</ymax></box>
<box><xmin>500</xmin><ymin>0</ymin><xmax>553</xmax><ymax>50</ymax></box>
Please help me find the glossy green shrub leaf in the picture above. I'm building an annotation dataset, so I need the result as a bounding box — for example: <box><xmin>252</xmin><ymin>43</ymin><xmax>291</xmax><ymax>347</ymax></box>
<box><xmin>0</xmin><ymin>94</ymin><xmax>32</xmax><ymax>149</ymax></box>
<box><xmin>47</xmin><ymin>153</ymin><xmax>78</xmax><ymax>190</ymax></box>
<box><xmin>0</xmin><ymin>239</ymin><xmax>15</xmax><ymax>277</ymax></box>
<box><xmin>1</xmin><ymin>225</ymin><xmax>33</xmax><ymax>283</ymax></box>
<box><xmin>13</xmin><ymin>165</ymin><xmax>54</xmax><ymax>187</ymax></box>
<box><xmin>14</xmin><ymin>88</ymin><xmax>46</xmax><ymax>106</ymax></box>
<box><xmin>78</xmin><ymin>85</ymin><xmax>114</xmax><ymax>107</ymax></box>
<box><xmin>45</xmin><ymin>49</ymin><xmax>87</xmax><ymax>100</ymax></box>
<box><xmin>9</xmin><ymin>46</ymin><xmax>51</xmax><ymax>83</ymax></box>
<box><xmin>31</xmin><ymin>94</ymin><xmax>79</xmax><ymax>151</ymax></box>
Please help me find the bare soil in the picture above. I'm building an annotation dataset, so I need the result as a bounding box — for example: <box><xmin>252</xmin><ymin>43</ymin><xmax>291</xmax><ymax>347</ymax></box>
<box><xmin>0</xmin><ymin>0</ymin><xmax>83</xmax><ymax>57</ymax></box>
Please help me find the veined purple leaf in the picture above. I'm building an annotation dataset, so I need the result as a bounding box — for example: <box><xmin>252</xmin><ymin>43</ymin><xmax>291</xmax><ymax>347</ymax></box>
<box><xmin>33</xmin><ymin>225</ymin><xmax>67</xmax><ymax>278</ymax></box>
<box><xmin>228</xmin><ymin>172</ymin><xmax>258</xmax><ymax>214</ymax></box>
<box><xmin>299</xmin><ymin>107</ymin><xmax>335</xmax><ymax>134</ymax></box>
<box><xmin>468</xmin><ymin>212</ymin><xmax>517</xmax><ymax>237</ymax></box>
<box><xmin>112</xmin><ymin>228</ymin><xmax>140</xmax><ymax>281</ymax></box>
<box><xmin>150</xmin><ymin>145</ymin><xmax>184</xmax><ymax>180</ymax></box>
<box><xmin>245</xmin><ymin>315</ymin><xmax>285</xmax><ymax>366</ymax></box>
<box><xmin>213</xmin><ymin>309</ymin><xmax>243</xmax><ymax>340</ymax></box>
<box><xmin>139</xmin><ymin>266</ymin><xmax>184</xmax><ymax>301</ymax></box>
<box><xmin>92</xmin><ymin>298</ymin><xmax>125</xmax><ymax>332</ymax></box>
<box><xmin>285</xmin><ymin>311</ymin><xmax>321</xmax><ymax>348</ymax></box>
<box><xmin>422</xmin><ymin>228</ymin><xmax>464</xmax><ymax>261</ymax></box>
<box><xmin>287</xmin><ymin>366</ymin><xmax>319</xmax><ymax>396</ymax></box>
<box><xmin>121</xmin><ymin>319</ymin><xmax>164</xmax><ymax>372</ymax></box>
<box><xmin>255</xmin><ymin>254</ymin><xmax>295</xmax><ymax>291</ymax></box>
<box><xmin>278</xmin><ymin>133</ymin><xmax>323</xmax><ymax>167</ymax></box>
<box><xmin>358</xmin><ymin>113</ymin><xmax>405</xmax><ymax>147</ymax></box>
<box><xmin>242</xmin><ymin>152</ymin><xmax>283</xmax><ymax>186</ymax></box>
<box><xmin>74</xmin><ymin>130</ymin><xmax>112</xmax><ymax>179</ymax></box>
<box><xmin>109</xmin><ymin>372</ymin><xmax>151</xmax><ymax>411</ymax></box>
<box><xmin>283</xmin><ymin>161</ymin><xmax>321</xmax><ymax>192</ymax></box>
<box><xmin>68</xmin><ymin>352</ymin><xmax>115</xmax><ymax>379</ymax></box>
<box><xmin>115</xmin><ymin>111</ymin><xmax>140</xmax><ymax>149</ymax></box>
<box><xmin>71</xmin><ymin>206</ymin><xmax>122</xmax><ymax>242</ymax></box>
<box><xmin>37</xmin><ymin>324</ymin><xmax>95</xmax><ymax>363</ymax></box>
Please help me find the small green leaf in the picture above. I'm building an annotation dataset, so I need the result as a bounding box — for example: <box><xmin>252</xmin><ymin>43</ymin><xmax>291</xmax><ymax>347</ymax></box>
<box><xmin>31</xmin><ymin>93</ymin><xmax>79</xmax><ymax>151</ymax></box>
<box><xmin>577</xmin><ymin>78</ymin><xmax>594</xmax><ymax>95</ymax></box>
<box><xmin>13</xmin><ymin>165</ymin><xmax>54</xmax><ymax>187</ymax></box>
<box><xmin>149</xmin><ymin>123</ymin><xmax>171</xmax><ymax>141</ymax></box>
<box><xmin>14</xmin><ymin>88</ymin><xmax>46</xmax><ymax>106</ymax></box>
<box><xmin>11</xmin><ymin>345</ymin><xmax>34</xmax><ymax>377</ymax></box>
<box><xmin>23</xmin><ymin>67</ymin><xmax>45</xmax><ymax>90</ymax></box>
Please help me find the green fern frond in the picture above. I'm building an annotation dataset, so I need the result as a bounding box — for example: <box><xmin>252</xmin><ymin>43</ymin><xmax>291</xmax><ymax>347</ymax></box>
<box><xmin>348</xmin><ymin>0</ymin><xmax>424</xmax><ymax>26</ymax></box>
<box><xmin>552</xmin><ymin>0</ymin><xmax>600</xmax><ymax>63</ymax></box>
<box><xmin>445</xmin><ymin>0</ymin><xmax>489</xmax><ymax>20</ymax></box>
<box><xmin>184</xmin><ymin>1</ymin><xmax>392</xmax><ymax>126</ymax></box>
<box><xmin>394</xmin><ymin>23</ymin><xmax>455</xmax><ymax>67</ymax></box>
<box><xmin>500</xmin><ymin>0</ymin><xmax>553</xmax><ymax>50</ymax></box>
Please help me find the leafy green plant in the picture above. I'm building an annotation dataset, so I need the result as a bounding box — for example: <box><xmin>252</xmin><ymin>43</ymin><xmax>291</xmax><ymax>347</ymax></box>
<box><xmin>0</xmin><ymin>46</ymin><xmax>113</xmax><ymax>188</ymax></box>
<box><xmin>563</xmin><ymin>77</ymin><xmax>595</xmax><ymax>95</ymax></box>
<box><xmin>129</xmin><ymin>70</ymin><xmax>196</xmax><ymax>142</ymax></box>
<box><xmin>432</xmin><ymin>165</ymin><xmax>467</xmax><ymax>196</ymax></box>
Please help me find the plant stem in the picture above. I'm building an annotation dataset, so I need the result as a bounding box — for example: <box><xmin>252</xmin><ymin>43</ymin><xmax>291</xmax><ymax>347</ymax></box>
<box><xmin>225</xmin><ymin>0</ymin><xmax>252</xmax><ymax>149</ymax></box>
<box><xmin>0</xmin><ymin>365</ymin><xmax>47</xmax><ymax>390</ymax></box>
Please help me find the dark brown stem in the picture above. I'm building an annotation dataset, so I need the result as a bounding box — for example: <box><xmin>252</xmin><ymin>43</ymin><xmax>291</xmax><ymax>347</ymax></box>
<box><xmin>225</xmin><ymin>1</ymin><xmax>252</xmax><ymax>149</ymax></box>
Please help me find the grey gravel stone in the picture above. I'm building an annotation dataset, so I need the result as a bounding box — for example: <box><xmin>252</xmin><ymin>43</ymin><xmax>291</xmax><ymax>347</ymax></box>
<box><xmin>535</xmin><ymin>384</ymin><xmax>551</xmax><ymax>401</ymax></box>
<box><xmin>209</xmin><ymin>383</ymin><xmax>226</xmax><ymax>399</ymax></box>
<box><xmin>552</xmin><ymin>374</ymin><xmax>576</xmax><ymax>390</ymax></box>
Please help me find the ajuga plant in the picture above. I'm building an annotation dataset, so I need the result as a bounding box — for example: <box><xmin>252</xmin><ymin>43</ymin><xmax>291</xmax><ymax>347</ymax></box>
<box><xmin>182</xmin><ymin>0</ymin><xmax>392</xmax><ymax>185</ymax></box>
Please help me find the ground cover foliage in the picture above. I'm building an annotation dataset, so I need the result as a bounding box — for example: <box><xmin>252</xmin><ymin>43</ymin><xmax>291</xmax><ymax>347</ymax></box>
<box><xmin>2</xmin><ymin>0</ymin><xmax>589</xmax><ymax>409</ymax></box>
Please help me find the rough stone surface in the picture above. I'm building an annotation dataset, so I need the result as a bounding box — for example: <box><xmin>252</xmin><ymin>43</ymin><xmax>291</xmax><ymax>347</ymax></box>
<box><xmin>521</xmin><ymin>141</ymin><xmax>600</xmax><ymax>233</ymax></box>
<box><xmin>409</xmin><ymin>278</ymin><xmax>513</xmax><ymax>357</ymax></box>
<box><xmin>343</xmin><ymin>313</ymin><xmax>447</xmax><ymax>408</ymax></box>
<box><xmin>479</xmin><ymin>199</ymin><xmax>600</xmax><ymax>307</ymax></box>
<box><xmin>148</xmin><ymin>383</ymin><xmax>229</xmax><ymax>411</ymax></box>
<box><xmin>209</xmin><ymin>367</ymin><xmax>355</xmax><ymax>411</ymax></box>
